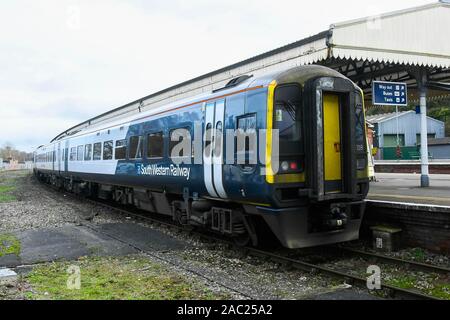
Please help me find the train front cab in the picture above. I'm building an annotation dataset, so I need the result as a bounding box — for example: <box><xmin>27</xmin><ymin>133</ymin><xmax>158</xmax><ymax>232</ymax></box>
<box><xmin>257</xmin><ymin>72</ymin><xmax>370</xmax><ymax>249</ymax></box>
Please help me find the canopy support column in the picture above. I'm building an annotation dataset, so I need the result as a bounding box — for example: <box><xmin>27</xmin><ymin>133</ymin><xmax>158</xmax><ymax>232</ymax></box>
<box><xmin>416</xmin><ymin>68</ymin><xmax>430</xmax><ymax>188</ymax></box>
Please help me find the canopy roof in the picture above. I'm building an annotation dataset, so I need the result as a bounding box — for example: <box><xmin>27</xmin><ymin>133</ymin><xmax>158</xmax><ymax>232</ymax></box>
<box><xmin>366</xmin><ymin>110</ymin><xmax>445</xmax><ymax>125</ymax></box>
<box><xmin>52</xmin><ymin>1</ymin><xmax>450</xmax><ymax>143</ymax></box>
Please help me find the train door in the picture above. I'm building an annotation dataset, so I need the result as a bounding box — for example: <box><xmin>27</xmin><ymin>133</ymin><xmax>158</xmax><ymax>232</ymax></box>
<box><xmin>57</xmin><ymin>142</ymin><xmax>61</xmax><ymax>174</ymax></box>
<box><xmin>203</xmin><ymin>100</ymin><xmax>227</xmax><ymax>198</ymax></box>
<box><xmin>323</xmin><ymin>93</ymin><xmax>343</xmax><ymax>193</ymax></box>
<box><xmin>52</xmin><ymin>145</ymin><xmax>56</xmax><ymax>172</ymax></box>
<box><xmin>64</xmin><ymin>140</ymin><xmax>69</xmax><ymax>172</ymax></box>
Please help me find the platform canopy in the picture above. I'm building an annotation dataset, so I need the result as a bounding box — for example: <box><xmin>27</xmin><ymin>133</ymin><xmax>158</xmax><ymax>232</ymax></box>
<box><xmin>53</xmin><ymin>1</ymin><xmax>450</xmax><ymax>142</ymax></box>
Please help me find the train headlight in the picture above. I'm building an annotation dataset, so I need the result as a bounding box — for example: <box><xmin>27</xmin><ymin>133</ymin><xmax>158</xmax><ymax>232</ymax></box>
<box><xmin>281</xmin><ymin>161</ymin><xmax>290</xmax><ymax>172</ymax></box>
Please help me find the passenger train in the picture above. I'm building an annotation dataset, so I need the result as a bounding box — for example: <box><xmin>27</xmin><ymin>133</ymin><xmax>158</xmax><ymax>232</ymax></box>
<box><xmin>34</xmin><ymin>65</ymin><xmax>370</xmax><ymax>249</ymax></box>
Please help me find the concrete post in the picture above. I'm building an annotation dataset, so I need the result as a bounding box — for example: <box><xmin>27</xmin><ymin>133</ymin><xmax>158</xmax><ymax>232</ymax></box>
<box><xmin>418</xmin><ymin>72</ymin><xmax>430</xmax><ymax>187</ymax></box>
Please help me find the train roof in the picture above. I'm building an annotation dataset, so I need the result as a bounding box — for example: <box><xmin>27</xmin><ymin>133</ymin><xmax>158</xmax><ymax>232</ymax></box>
<box><xmin>48</xmin><ymin>65</ymin><xmax>349</xmax><ymax>146</ymax></box>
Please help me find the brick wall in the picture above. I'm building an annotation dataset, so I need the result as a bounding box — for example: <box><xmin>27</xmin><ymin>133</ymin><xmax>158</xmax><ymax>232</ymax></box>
<box><xmin>363</xmin><ymin>202</ymin><xmax>450</xmax><ymax>254</ymax></box>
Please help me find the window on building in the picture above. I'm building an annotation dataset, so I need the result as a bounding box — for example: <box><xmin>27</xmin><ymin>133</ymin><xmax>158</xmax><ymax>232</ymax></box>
<box><xmin>416</xmin><ymin>134</ymin><xmax>436</xmax><ymax>145</ymax></box>
<box><xmin>84</xmin><ymin>144</ymin><xmax>92</xmax><ymax>161</ymax></box>
<box><xmin>383</xmin><ymin>134</ymin><xmax>405</xmax><ymax>148</ymax></box>
<box><xmin>103</xmin><ymin>141</ymin><xmax>113</xmax><ymax>160</ymax></box>
<box><xmin>93</xmin><ymin>143</ymin><xmax>102</xmax><ymax>160</ymax></box>
<box><xmin>129</xmin><ymin>136</ymin><xmax>144</xmax><ymax>159</ymax></box>
<box><xmin>115</xmin><ymin>140</ymin><xmax>127</xmax><ymax>160</ymax></box>
<box><xmin>147</xmin><ymin>132</ymin><xmax>164</xmax><ymax>158</ymax></box>
<box><xmin>70</xmin><ymin>147</ymin><xmax>77</xmax><ymax>161</ymax></box>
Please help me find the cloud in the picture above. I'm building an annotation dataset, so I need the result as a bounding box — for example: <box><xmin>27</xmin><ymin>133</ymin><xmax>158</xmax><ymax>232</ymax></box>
<box><xmin>0</xmin><ymin>0</ymin><xmax>432</xmax><ymax>152</ymax></box>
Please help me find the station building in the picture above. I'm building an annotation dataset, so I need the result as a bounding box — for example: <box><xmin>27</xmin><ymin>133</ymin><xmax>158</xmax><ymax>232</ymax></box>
<box><xmin>367</xmin><ymin>111</ymin><xmax>445</xmax><ymax>160</ymax></box>
<box><xmin>423</xmin><ymin>137</ymin><xmax>450</xmax><ymax>159</ymax></box>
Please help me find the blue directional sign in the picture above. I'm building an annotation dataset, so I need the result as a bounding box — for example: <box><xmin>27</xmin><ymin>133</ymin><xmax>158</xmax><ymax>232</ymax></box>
<box><xmin>372</xmin><ymin>81</ymin><xmax>408</xmax><ymax>106</ymax></box>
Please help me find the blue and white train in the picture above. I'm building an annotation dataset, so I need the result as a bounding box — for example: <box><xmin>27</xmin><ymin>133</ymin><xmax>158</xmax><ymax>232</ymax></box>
<box><xmin>34</xmin><ymin>65</ymin><xmax>370</xmax><ymax>248</ymax></box>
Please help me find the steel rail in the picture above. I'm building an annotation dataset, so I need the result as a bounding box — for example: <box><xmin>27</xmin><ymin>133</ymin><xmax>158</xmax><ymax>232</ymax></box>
<box><xmin>38</xmin><ymin>179</ymin><xmax>443</xmax><ymax>300</ymax></box>
<box><xmin>336</xmin><ymin>247</ymin><xmax>450</xmax><ymax>275</ymax></box>
<box><xmin>81</xmin><ymin>196</ymin><xmax>443</xmax><ymax>300</ymax></box>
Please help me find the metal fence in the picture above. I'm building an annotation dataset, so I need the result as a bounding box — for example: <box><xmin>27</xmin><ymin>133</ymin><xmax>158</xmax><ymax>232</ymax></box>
<box><xmin>0</xmin><ymin>161</ymin><xmax>33</xmax><ymax>171</ymax></box>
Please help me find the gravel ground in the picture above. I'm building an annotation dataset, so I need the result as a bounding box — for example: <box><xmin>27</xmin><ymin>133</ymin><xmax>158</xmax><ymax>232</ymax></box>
<box><xmin>0</xmin><ymin>171</ymin><xmax>128</xmax><ymax>233</ymax></box>
<box><xmin>0</xmin><ymin>170</ymin><xmax>353</xmax><ymax>300</ymax></box>
<box><xmin>2</xmin><ymin>170</ymin><xmax>447</xmax><ymax>300</ymax></box>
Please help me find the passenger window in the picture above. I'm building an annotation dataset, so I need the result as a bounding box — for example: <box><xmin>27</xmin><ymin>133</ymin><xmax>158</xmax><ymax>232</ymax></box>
<box><xmin>129</xmin><ymin>136</ymin><xmax>143</xmax><ymax>159</ymax></box>
<box><xmin>115</xmin><ymin>140</ymin><xmax>127</xmax><ymax>160</ymax></box>
<box><xmin>77</xmin><ymin>145</ymin><xmax>84</xmax><ymax>161</ymax></box>
<box><xmin>84</xmin><ymin>144</ymin><xmax>92</xmax><ymax>161</ymax></box>
<box><xmin>103</xmin><ymin>141</ymin><xmax>113</xmax><ymax>160</ymax></box>
<box><xmin>204</xmin><ymin>123</ymin><xmax>213</xmax><ymax>157</ymax></box>
<box><xmin>147</xmin><ymin>132</ymin><xmax>164</xmax><ymax>158</ymax></box>
<box><xmin>93</xmin><ymin>143</ymin><xmax>102</xmax><ymax>161</ymax></box>
<box><xmin>70</xmin><ymin>147</ymin><xmax>76</xmax><ymax>161</ymax></box>
<box><xmin>170</xmin><ymin>127</ymin><xmax>191</xmax><ymax>158</ymax></box>
<box><xmin>215</xmin><ymin>121</ymin><xmax>223</xmax><ymax>157</ymax></box>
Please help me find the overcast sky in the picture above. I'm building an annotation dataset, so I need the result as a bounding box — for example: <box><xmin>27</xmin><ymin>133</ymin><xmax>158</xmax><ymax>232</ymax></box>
<box><xmin>0</xmin><ymin>0</ymin><xmax>433</xmax><ymax>152</ymax></box>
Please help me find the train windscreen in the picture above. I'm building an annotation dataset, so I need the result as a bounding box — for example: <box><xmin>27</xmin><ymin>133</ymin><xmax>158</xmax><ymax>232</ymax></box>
<box><xmin>274</xmin><ymin>84</ymin><xmax>303</xmax><ymax>158</ymax></box>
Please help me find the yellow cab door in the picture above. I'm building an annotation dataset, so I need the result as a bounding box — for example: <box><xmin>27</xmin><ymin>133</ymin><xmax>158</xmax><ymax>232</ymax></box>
<box><xmin>323</xmin><ymin>93</ymin><xmax>342</xmax><ymax>193</ymax></box>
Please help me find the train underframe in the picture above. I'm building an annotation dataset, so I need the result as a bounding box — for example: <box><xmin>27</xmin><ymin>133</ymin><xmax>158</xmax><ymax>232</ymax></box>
<box><xmin>35</xmin><ymin>170</ymin><xmax>367</xmax><ymax>249</ymax></box>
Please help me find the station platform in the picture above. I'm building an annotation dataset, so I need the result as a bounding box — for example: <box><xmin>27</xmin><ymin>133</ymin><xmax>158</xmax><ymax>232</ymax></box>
<box><xmin>368</xmin><ymin>173</ymin><xmax>450</xmax><ymax>207</ymax></box>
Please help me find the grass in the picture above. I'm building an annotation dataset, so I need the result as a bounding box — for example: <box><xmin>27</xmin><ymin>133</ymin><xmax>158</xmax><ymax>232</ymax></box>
<box><xmin>0</xmin><ymin>184</ymin><xmax>17</xmax><ymax>203</ymax></box>
<box><xmin>0</xmin><ymin>233</ymin><xmax>21</xmax><ymax>257</ymax></box>
<box><xmin>386</xmin><ymin>274</ymin><xmax>450</xmax><ymax>300</ymax></box>
<box><xmin>430</xmin><ymin>284</ymin><xmax>450</xmax><ymax>300</ymax></box>
<box><xmin>386</xmin><ymin>275</ymin><xmax>417</xmax><ymax>290</ymax></box>
<box><xmin>25</xmin><ymin>255</ymin><xmax>228</xmax><ymax>300</ymax></box>
<box><xmin>410</xmin><ymin>248</ymin><xmax>427</xmax><ymax>262</ymax></box>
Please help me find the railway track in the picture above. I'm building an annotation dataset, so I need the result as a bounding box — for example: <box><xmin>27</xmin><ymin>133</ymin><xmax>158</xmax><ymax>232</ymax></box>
<box><xmin>80</xmin><ymin>196</ymin><xmax>447</xmax><ymax>300</ymax></box>
<box><xmin>336</xmin><ymin>247</ymin><xmax>450</xmax><ymax>275</ymax></box>
<box><xmin>40</xmin><ymin>181</ymin><xmax>447</xmax><ymax>300</ymax></box>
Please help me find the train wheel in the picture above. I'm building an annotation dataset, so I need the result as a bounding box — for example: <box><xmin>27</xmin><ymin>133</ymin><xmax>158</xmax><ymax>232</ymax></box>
<box><xmin>232</xmin><ymin>233</ymin><xmax>252</xmax><ymax>247</ymax></box>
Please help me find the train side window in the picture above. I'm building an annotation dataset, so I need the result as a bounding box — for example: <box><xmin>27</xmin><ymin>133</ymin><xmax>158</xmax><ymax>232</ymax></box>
<box><xmin>77</xmin><ymin>145</ymin><xmax>84</xmax><ymax>161</ymax></box>
<box><xmin>93</xmin><ymin>143</ymin><xmax>102</xmax><ymax>160</ymax></box>
<box><xmin>69</xmin><ymin>147</ymin><xmax>76</xmax><ymax>161</ymax></box>
<box><xmin>214</xmin><ymin>121</ymin><xmax>223</xmax><ymax>157</ymax></box>
<box><xmin>103</xmin><ymin>141</ymin><xmax>113</xmax><ymax>160</ymax></box>
<box><xmin>236</xmin><ymin>114</ymin><xmax>256</xmax><ymax>154</ymax></box>
<box><xmin>236</xmin><ymin>114</ymin><xmax>257</xmax><ymax>169</ymax></box>
<box><xmin>170</xmin><ymin>127</ymin><xmax>191</xmax><ymax>158</ymax></box>
<box><xmin>204</xmin><ymin>123</ymin><xmax>212</xmax><ymax>157</ymax></box>
<box><xmin>129</xmin><ymin>136</ymin><xmax>143</xmax><ymax>159</ymax></box>
<box><xmin>147</xmin><ymin>132</ymin><xmax>163</xmax><ymax>158</ymax></box>
<box><xmin>115</xmin><ymin>140</ymin><xmax>127</xmax><ymax>160</ymax></box>
<box><xmin>84</xmin><ymin>144</ymin><xmax>92</xmax><ymax>161</ymax></box>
